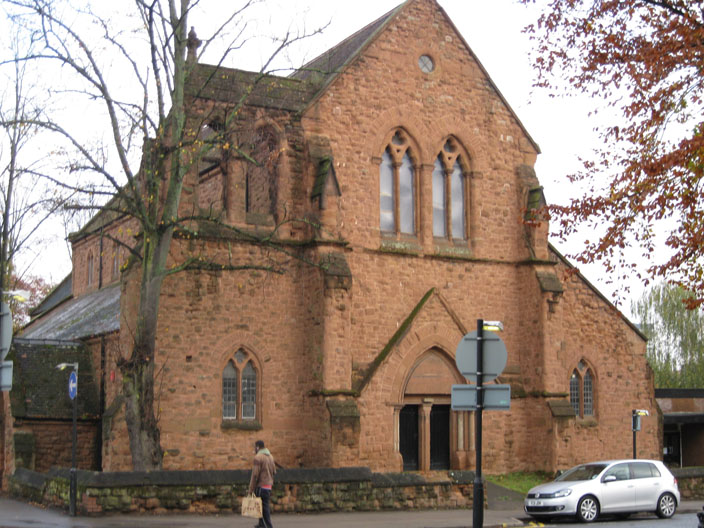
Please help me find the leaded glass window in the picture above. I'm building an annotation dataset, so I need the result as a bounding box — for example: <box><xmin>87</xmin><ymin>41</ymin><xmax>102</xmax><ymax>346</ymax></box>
<box><xmin>433</xmin><ymin>157</ymin><xmax>446</xmax><ymax>237</ymax></box>
<box><xmin>222</xmin><ymin>361</ymin><xmax>237</xmax><ymax>419</ymax></box>
<box><xmin>380</xmin><ymin>149</ymin><xmax>395</xmax><ymax>232</ymax></box>
<box><xmin>583</xmin><ymin>370</ymin><xmax>594</xmax><ymax>416</ymax></box>
<box><xmin>433</xmin><ymin>139</ymin><xmax>468</xmax><ymax>240</ymax></box>
<box><xmin>379</xmin><ymin>130</ymin><xmax>416</xmax><ymax>236</ymax></box>
<box><xmin>241</xmin><ymin>362</ymin><xmax>257</xmax><ymax>420</ymax></box>
<box><xmin>399</xmin><ymin>152</ymin><xmax>415</xmax><ymax>234</ymax></box>
<box><xmin>570</xmin><ymin>371</ymin><xmax>580</xmax><ymax>416</ymax></box>
<box><xmin>450</xmin><ymin>159</ymin><xmax>465</xmax><ymax>239</ymax></box>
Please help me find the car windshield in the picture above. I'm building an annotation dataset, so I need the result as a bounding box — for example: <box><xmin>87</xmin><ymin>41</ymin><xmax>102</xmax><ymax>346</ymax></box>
<box><xmin>556</xmin><ymin>464</ymin><xmax>608</xmax><ymax>482</ymax></box>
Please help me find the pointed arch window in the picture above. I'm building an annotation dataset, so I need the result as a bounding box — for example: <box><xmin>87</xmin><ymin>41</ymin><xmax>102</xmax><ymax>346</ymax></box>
<box><xmin>222</xmin><ymin>361</ymin><xmax>237</xmax><ymax>419</ymax></box>
<box><xmin>569</xmin><ymin>362</ymin><xmax>596</xmax><ymax>418</ymax></box>
<box><xmin>379</xmin><ymin>130</ymin><xmax>416</xmax><ymax>236</ymax></box>
<box><xmin>87</xmin><ymin>253</ymin><xmax>94</xmax><ymax>286</ymax></box>
<box><xmin>221</xmin><ymin>349</ymin><xmax>261</xmax><ymax>427</ymax></box>
<box><xmin>247</xmin><ymin>127</ymin><xmax>278</xmax><ymax>218</ymax></box>
<box><xmin>111</xmin><ymin>243</ymin><xmax>121</xmax><ymax>280</ymax></box>
<box><xmin>433</xmin><ymin>138</ymin><xmax>467</xmax><ymax>240</ymax></box>
<box><xmin>569</xmin><ymin>370</ymin><xmax>581</xmax><ymax>415</ymax></box>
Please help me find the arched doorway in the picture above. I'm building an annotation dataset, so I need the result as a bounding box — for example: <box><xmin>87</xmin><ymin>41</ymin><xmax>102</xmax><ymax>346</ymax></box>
<box><xmin>397</xmin><ymin>348</ymin><xmax>470</xmax><ymax>471</ymax></box>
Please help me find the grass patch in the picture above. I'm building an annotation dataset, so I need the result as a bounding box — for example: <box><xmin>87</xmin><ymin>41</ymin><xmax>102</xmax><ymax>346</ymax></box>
<box><xmin>486</xmin><ymin>471</ymin><xmax>553</xmax><ymax>494</ymax></box>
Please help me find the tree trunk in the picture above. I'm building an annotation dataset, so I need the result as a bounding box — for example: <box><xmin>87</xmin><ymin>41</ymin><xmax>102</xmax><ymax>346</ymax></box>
<box><xmin>122</xmin><ymin>351</ymin><xmax>162</xmax><ymax>470</ymax></box>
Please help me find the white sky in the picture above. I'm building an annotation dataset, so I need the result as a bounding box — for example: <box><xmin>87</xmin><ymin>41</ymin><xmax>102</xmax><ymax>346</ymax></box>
<box><xmin>18</xmin><ymin>0</ymin><xmax>643</xmax><ymax>314</ymax></box>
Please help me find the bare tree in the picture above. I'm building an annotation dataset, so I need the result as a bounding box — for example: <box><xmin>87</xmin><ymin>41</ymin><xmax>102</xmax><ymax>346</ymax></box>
<box><xmin>3</xmin><ymin>0</ymin><xmax>324</xmax><ymax>470</ymax></box>
<box><xmin>0</xmin><ymin>35</ymin><xmax>72</xmax><ymax>321</ymax></box>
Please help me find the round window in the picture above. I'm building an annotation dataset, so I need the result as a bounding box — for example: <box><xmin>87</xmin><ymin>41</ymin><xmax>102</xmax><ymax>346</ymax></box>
<box><xmin>418</xmin><ymin>54</ymin><xmax>435</xmax><ymax>73</ymax></box>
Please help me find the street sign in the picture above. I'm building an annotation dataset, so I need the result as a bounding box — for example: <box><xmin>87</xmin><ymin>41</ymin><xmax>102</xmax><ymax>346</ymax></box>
<box><xmin>0</xmin><ymin>360</ymin><xmax>12</xmax><ymax>391</ymax></box>
<box><xmin>0</xmin><ymin>301</ymin><xmax>12</xmax><ymax>361</ymax></box>
<box><xmin>451</xmin><ymin>384</ymin><xmax>511</xmax><ymax>411</ymax></box>
<box><xmin>68</xmin><ymin>371</ymin><xmax>78</xmax><ymax>400</ymax></box>
<box><xmin>455</xmin><ymin>330</ymin><xmax>507</xmax><ymax>383</ymax></box>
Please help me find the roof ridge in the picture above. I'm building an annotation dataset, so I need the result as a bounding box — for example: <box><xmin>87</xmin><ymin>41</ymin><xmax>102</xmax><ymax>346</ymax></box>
<box><xmin>290</xmin><ymin>1</ymin><xmax>407</xmax><ymax>83</ymax></box>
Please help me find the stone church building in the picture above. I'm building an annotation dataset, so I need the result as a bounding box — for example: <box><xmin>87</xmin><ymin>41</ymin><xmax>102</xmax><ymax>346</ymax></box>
<box><xmin>3</xmin><ymin>0</ymin><xmax>659</xmax><ymax>483</ymax></box>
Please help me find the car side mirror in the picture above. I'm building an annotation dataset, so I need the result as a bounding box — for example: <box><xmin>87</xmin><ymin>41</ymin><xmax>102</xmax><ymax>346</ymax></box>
<box><xmin>603</xmin><ymin>475</ymin><xmax>616</xmax><ymax>483</ymax></box>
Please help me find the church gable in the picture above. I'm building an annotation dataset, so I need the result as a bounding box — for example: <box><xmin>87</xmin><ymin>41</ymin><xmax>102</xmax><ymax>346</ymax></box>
<box><xmin>353</xmin><ymin>288</ymin><xmax>467</xmax><ymax>395</ymax></box>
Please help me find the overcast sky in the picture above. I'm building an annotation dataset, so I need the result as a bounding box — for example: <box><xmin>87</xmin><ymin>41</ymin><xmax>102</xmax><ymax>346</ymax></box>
<box><xmin>16</xmin><ymin>0</ymin><xmax>639</xmax><ymax>312</ymax></box>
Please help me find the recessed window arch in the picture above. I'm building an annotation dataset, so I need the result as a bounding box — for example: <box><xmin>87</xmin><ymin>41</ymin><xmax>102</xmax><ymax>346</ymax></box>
<box><xmin>246</xmin><ymin>126</ymin><xmax>279</xmax><ymax>218</ymax></box>
<box><xmin>111</xmin><ymin>243</ymin><xmax>121</xmax><ymax>280</ymax></box>
<box><xmin>87</xmin><ymin>252</ymin><xmax>94</xmax><ymax>286</ymax></box>
<box><xmin>433</xmin><ymin>137</ymin><xmax>469</xmax><ymax>240</ymax></box>
<box><xmin>221</xmin><ymin>348</ymin><xmax>262</xmax><ymax>427</ymax></box>
<box><xmin>379</xmin><ymin>129</ymin><xmax>417</xmax><ymax>236</ymax></box>
<box><xmin>569</xmin><ymin>360</ymin><xmax>596</xmax><ymax>418</ymax></box>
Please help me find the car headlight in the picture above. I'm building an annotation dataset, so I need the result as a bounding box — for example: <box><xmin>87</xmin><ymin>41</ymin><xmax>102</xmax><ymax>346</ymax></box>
<box><xmin>550</xmin><ymin>489</ymin><xmax>572</xmax><ymax>498</ymax></box>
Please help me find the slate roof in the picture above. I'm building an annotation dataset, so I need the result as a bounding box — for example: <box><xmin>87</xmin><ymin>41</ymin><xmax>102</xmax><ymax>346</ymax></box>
<box><xmin>290</xmin><ymin>3</ymin><xmax>403</xmax><ymax>86</ymax></box>
<box><xmin>20</xmin><ymin>283</ymin><xmax>120</xmax><ymax>341</ymax></box>
<box><xmin>28</xmin><ymin>274</ymin><xmax>72</xmax><ymax>319</ymax></box>
<box><xmin>9</xmin><ymin>339</ymin><xmax>100</xmax><ymax>419</ymax></box>
<box><xmin>186</xmin><ymin>65</ymin><xmax>319</xmax><ymax>112</ymax></box>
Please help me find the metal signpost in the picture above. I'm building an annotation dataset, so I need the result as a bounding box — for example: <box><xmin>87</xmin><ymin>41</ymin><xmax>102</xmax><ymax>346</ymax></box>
<box><xmin>452</xmin><ymin>319</ymin><xmax>510</xmax><ymax>528</ymax></box>
<box><xmin>57</xmin><ymin>362</ymin><xmax>79</xmax><ymax>516</ymax></box>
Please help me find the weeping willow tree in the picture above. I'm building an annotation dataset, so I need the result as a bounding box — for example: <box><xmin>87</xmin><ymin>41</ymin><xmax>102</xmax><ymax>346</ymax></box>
<box><xmin>632</xmin><ymin>283</ymin><xmax>704</xmax><ymax>388</ymax></box>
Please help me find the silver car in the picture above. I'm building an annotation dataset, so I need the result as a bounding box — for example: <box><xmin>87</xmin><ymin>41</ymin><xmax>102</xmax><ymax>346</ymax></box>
<box><xmin>524</xmin><ymin>459</ymin><xmax>680</xmax><ymax>523</ymax></box>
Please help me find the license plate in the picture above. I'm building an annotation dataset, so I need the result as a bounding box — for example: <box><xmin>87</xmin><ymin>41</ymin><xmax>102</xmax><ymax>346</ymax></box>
<box><xmin>528</xmin><ymin>500</ymin><xmax>543</xmax><ymax>506</ymax></box>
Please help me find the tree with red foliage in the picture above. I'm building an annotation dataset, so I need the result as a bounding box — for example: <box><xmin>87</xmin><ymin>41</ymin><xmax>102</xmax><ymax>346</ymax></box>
<box><xmin>522</xmin><ymin>0</ymin><xmax>704</xmax><ymax>307</ymax></box>
<box><xmin>5</xmin><ymin>272</ymin><xmax>53</xmax><ymax>330</ymax></box>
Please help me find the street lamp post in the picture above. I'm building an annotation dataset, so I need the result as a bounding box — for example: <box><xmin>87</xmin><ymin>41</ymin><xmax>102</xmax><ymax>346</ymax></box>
<box><xmin>56</xmin><ymin>362</ymin><xmax>79</xmax><ymax>516</ymax></box>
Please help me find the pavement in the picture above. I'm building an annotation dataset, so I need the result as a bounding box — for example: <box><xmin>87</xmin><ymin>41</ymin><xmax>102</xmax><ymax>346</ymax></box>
<box><xmin>0</xmin><ymin>484</ymin><xmax>701</xmax><ymax>528</ymax></box>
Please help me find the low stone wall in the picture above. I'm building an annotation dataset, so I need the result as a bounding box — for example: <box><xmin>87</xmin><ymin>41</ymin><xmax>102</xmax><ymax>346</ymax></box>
<box><xmin>9</xmin><ymin>467</ymin><xmax>476</xmax><ymax>515</ymax></box>
<box><xmin>673</xmin><ymin>466</ymin><xmax>704</xmax><ymax>500</ymax></box>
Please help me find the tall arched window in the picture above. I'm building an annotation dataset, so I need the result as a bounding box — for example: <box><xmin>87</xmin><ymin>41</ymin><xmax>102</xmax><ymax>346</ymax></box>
<box><xmin>583</xmin><ymin>369</ymin><xmax>594</xmax><ymax>416</ymax></box>
<box><xmin>241</xmin><ymin>362</ymin><xmax>257</xmax><ymax>420</ymax></box>
<box><xmin>569</xmin><ymin>370</ymin><xmax>580</xmax><ymax>415</ymax></box>
<box><xmin>87</xmin><ymin>253</ymin><xmax>94</xmax><ymax>286</ymax></box>
<box><xmin>247</xmin><ymin>127</ymin><xmax>278</xmax><ymax>217</ymax></box>
<box><xmin>221</xmin><ymin>349</ymin><xmax>261</xmax><ymax>426</ymax></box>
<box><xmin>112</xmin><ymin>243</ymin><xmax>121</xmax><ymax>280</ymax></box>
<box><xmin>432</xmin><ymin>138</ymin><xmax>467</xmax><ymax>240</ymax></box>
<box><xmin>379</xmin><ymin>130</ymin><xmax>416</xmax><ymax>236</ymax></box>
<box><xmin>222</xmin><ymin>361</ymin><xmax>237</xmax><ymax>419</ymax></box>
<box><xmin>569</xmin><ymin>361</ymin><xmax>596</xmax><ymax>418</ymax></box>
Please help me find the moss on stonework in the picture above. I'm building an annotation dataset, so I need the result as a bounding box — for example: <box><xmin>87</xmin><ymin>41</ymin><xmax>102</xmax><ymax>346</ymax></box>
<box><xmin>433</xmin><ymin>244</ymin><xmax>472</xmax><ymax>260</ymax></box>
<box><xmin>379</xmin><ymin>239</ymin><xmax>422</xmax><ymax>255</ymax></box>
<box><xmin>354</xmin><ymin>288</ymin><xmax>435</xmax><ymax>393</ymax></box>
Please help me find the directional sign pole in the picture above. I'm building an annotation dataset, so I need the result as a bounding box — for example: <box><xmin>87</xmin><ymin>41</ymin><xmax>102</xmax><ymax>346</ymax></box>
<box><xmin>474</xmin><ymin>319</ymin><xmax>484</xmax><ymax>528</ymax></box>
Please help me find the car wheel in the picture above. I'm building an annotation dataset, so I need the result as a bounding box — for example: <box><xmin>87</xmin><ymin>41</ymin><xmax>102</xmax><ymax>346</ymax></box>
<box><xmin>577</xmin><ymin>495</ymin><xmax>599</xmax><ymax>523</ymax></box>
<box><xmin>656</xmin><ymin>492</ymin><xmax>677</xmax><ymax>519</ymax></box>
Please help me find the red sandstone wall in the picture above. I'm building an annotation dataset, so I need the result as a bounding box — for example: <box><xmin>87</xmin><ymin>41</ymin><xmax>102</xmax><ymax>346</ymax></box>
<box><xmin>15</xmin><ymin>422</ymin><xmax>100</xmax><ymax>472</ymax></box>
<box><xmin>71</xmin><ymin>216</ymin><xmax>136</xmax><ymax>298</ymax></box>
<box><xmin>91</xmin><ymin>0</ymin><xmax>658</xmax><ymax>475</ymax></box>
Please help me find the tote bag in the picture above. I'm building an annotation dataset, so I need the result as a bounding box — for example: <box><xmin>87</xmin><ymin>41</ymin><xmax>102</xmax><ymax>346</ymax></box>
<box><xmin>241</xmin><ymin>494</ymin><xmax>263</xmax><ymax>519</ymax></box>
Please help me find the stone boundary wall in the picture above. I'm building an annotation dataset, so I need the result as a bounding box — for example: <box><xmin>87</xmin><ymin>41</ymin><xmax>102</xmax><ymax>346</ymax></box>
<box><xmin>672</xmin><ymin>466</ymin><xmax>704</xmax><ymax>500</ymax></box>
<box><xmin>9</xmin><ymin>467</ymin><xmax>476</xmax><ymax>515</ymax></box>
<box><xmin>10</xmin><ymin>466</ymin><xmax>703</xmax><ymax>515</ymax></box>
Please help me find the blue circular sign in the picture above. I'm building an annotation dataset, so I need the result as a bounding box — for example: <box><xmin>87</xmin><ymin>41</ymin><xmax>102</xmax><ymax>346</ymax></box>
<box><xmin>68</xmin><ymin>371</ymin><xmax>78</xmax><ymax>400</ymax></box>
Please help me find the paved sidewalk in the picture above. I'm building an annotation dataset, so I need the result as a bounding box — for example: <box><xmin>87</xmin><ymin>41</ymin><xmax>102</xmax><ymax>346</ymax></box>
<box><xmin>0</xmin><ymin>495</ymin><xmax>525</xmax><ymax>528</ymax></box>
<box><xmin>0</xmin><ymin>492</ymin><xmax>700</xmax><ymax>528</ymax></box>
